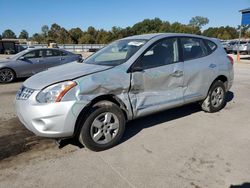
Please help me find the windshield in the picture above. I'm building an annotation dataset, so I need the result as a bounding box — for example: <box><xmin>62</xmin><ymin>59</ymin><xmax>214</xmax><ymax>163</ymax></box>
<box><xmin>84</xmin><ymin>39</ymin><xmax>147</xmax><ymax>66</ymax></box>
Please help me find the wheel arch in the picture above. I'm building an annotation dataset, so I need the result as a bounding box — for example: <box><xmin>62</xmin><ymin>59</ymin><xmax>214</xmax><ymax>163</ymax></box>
<box><xmin>0</xmin><ymin>67</ymin><xmax>17</xmax><ymax>82</ymax></box>
<box><xmin>206</xmin><ymin>75</ymin><xmax>228</xmax><ymax>96</ymax></box>
<box><xmin>0</xmin><ymin>67</ymin><xmax>17</xmax><ymax>76</ymax></box>
<box><xmin>213</xmin><ymin>75</ymin><xmax>228</xmax><ymax>89</ymax></box>
<box><xmin>73</xmin><ymin>94</ymin><xmax>129</xmax><ymax>137</ymax></box>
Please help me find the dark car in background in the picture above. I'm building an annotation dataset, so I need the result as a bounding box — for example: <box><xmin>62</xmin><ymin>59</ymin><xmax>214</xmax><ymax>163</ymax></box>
<box><xmin>0</xmin><ymin>48</ymin><xmax>82</xmax><ymax>83</ymax></box>
<box><xmin>222</xmin><ymin>41</ymin><xmax>237</xmax><ymax>53</ymax></box>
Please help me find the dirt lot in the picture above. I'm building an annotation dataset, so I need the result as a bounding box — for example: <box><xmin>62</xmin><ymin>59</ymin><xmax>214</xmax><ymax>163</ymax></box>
<box><xmin>0</xmin><ymin>55</ymin><xmax>250</xmax><ymax>188</ymax></box>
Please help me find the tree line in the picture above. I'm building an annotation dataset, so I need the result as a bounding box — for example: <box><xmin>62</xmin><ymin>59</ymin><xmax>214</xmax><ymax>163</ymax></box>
<box><xmin>1</xmin><ymin>17</ymin><xmax>249</xmax><ymax>44</ymax></box>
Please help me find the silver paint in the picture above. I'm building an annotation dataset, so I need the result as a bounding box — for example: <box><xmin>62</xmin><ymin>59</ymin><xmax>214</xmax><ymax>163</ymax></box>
<box><xmin>15</xmin><ymin>33</ymin><xmax>234</xmax><ymax>138</ymax></box>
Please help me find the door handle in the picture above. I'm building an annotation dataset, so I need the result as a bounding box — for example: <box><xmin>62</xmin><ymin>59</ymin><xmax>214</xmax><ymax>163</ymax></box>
<box><xmin>171</xmin><ymin>70</ymin><xmax>183</xmax><ymax>77</ymax></box>
<box><xmin>209</xmin><ymin>64</ymin><xmax>217</xmax><ymax>69</ymax></box>
<box><xmin>60</xmin><ymin>57</ymin><xmax>65</xmax><ymax>61</ymax></box>
<box><xmin>37</xmin><ymin>59</ymin><xmax>42</xmax><ymax>63</ymax></box>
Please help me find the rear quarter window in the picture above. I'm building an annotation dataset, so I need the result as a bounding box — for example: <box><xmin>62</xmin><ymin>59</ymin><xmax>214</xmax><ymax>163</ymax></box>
<box><xmin>204</xmin><ymin>40</ymin><xmax>217</xmax><ymax>54</ymax></box>
<box><xmin>180</xmin><ymin>37</ymin><xmax>208</xmax><ymax>61</ymax></box>
<box><xmin>60</xmin><ymin>50</ymin><xmax>69</xmax><ymax>56</ymax></box>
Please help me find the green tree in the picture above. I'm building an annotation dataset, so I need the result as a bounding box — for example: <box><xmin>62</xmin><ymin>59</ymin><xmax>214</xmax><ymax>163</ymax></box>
<box><xmin>48</xmin><ymin>23</ymin><xmax>61</xmax><ymax>40</ymax></box>
<box><xmin>203</xmin><ymin>26</ymin><xmax>238</xmax><ymax>39</ymax></box>
<box><xmin>31</xmin><ymin>33</ymin><xmax>44</xmax><ymax>43</ymax></box>
<box><xmin>132</xmin><ymin>18</ymin><xmax>163</xmax><ymax>34</ymax></box>
<box><xmin>2</xmin><ymin>29</ymin><xmax>16</xmax><ymax>39</ymax></box>
<box><xmin>189</xmin><ymin>16</ymin><xmax>209</xmax><ymax>29</ymax></box>
<box><xmin>48</xmin><ymin>23</ymin><xmax>73</xmax><ymax>44</ymax></box>
<box><xmin>58</xmin><ymin>28</ymin><xmax>74</xmax><ymax>44</ymax></box>
<box><xmin>79</xmin><ymin>33</ymin><xmax>95</xmax><ymax>44</ymax></box>
<box><xmin>69</xmin><ymin>27</ymin><xmax>83</xmax><ymax>43</ymax></box>
<box><xmin>238</xmin><ymin>25</ymin><xmax>250</xmax><ymax>38</ymax></box>
<box><xmin>159</xmin><ymin>21</ymin><xmax>171</xmax><ymax>32</ymax></box>
<box><xmin>41</xmin><ymin>25</ymin><xmax>49</xmax><ymax>37</ymax></box>
<box><xmin>96</xmin><ymin>29</ymin><xmax>112</xmax><ymax>44</ymax></box>
<box><xmin>18</xmin><ymin>30</ymin><xmax>29</xmax><ymax>39</ymax></box>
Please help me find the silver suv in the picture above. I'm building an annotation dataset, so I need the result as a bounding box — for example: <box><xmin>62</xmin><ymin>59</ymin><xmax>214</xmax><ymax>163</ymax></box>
<box><xmin>232</xmin><ymin>41</ymin><xmax>250</xmax><ymax>54</ymax></box>
<box><xmin>15</xmin><ymin>33</ymin><xmax>234</xmax><ymax>151</ymax></box>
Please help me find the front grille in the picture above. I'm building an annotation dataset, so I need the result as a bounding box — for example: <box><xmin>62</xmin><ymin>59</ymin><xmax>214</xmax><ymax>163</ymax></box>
<box><xmin>16</xmin><ymin>86</ymin><xmax>35</xmax><ymax>100</ymax></box>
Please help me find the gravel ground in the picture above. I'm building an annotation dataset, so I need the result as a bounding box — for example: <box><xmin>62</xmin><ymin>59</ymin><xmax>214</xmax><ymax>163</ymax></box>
<box><xmin>0</xmin><ymin>55</ymin><xmax>249</xmax><ymax>188</ymax></box>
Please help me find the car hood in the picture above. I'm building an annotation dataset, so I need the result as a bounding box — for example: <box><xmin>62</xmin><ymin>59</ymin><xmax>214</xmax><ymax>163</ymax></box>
<box><xmin>24</xmin><ymin>61</ymin><xmax>113</xmax><ymax>90</ymax></box>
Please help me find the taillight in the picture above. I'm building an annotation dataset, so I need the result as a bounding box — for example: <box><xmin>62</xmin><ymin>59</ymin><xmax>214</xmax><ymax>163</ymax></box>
<box><xmin>227</xmin><ymin>55</ymin><xmax>234</xmax><ymax>65</ymax></box>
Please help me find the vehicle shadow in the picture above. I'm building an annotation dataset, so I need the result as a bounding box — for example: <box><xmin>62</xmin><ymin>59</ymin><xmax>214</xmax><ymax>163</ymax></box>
<box><xmin>15</xmin><ymin>77</ymin><xmax>27</xmax><ymax>82</ymax></box>
<box><xmin>230</xmin><ymin>183</ymin><xmax>250</xmax><ymax>188</ymax></box>
<box><xmin>121</xmin><ymin>103</ymin><xmax>201</xmax><ymax>144</ymax></box>
<box><xmin>226</xmin><ymin>91</ymin><xmax>234</xmax><ymax>103</ymax></box>
<box><xmin>59</xmin><ymin>91</ymin><xmax>234</xmax><ymax>149</ymax></box>
<box><xmin>120</xmin><ymin>91</ymin><xmax>234</xmax><ymax>144</ymax></box>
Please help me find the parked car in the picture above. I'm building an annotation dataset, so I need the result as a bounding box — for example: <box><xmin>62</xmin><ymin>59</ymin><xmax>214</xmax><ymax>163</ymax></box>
<box><xmin>15</xmin><ymin>33</ymin><xmax>234</xmax><ymax>151</ymax></box>
<box><xmin>222</xmin><ymin>41</ymin><xmax>237</xmax><ymax>54</ymax></box>
<box><xmin>0</xmin><ymin>48</ymin><xmax>82</xmax><ymax>83</ymax></box>
<box><xmin>232</xmin><ymin>41</ymin><xmax>250</xmax><ymax>54</ymax></box>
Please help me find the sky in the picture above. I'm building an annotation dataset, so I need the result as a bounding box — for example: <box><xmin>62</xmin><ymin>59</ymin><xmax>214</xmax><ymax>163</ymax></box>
<box><xmin>0</xmin><ymin>0</ymin><xmax>249</xmax><ymax>36</ymax></box>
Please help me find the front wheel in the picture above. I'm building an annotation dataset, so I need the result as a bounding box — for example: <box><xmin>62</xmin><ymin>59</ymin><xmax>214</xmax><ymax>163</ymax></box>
<box><xmin>0</xmin><ymin>68</ymin><xmax>16</xmax><ymax>83</ymax></box>
<box><xmin>201</xmin><ymin>80</ymin><xmax>226</xmax><ymax>113</ymax></box>
<box><xmin>78</xmin><ymin>101</ymin><xmax>126</xmax><ymax>151</ymax></box>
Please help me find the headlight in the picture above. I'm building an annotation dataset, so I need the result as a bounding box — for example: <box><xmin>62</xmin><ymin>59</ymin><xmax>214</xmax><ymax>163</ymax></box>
<box><xmin>36</xmin><ymin>81</ymin><xmax>77</xmax><ymax>103</ymax></box>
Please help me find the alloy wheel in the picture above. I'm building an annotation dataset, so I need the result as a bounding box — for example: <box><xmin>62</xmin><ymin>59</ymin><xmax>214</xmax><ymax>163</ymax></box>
<box><xmin>0</xmin><ymin>69</ymin><xmax>14</xmax><ymax>83</ymax></box>
<box><xmin>211</xmin><ymin>86</ymin><xmax>224</xmax><ymax>108</ymax></box>
<box><xmin>90</xmin><ymin>112</ymin><xmax>120</xmax><ymax>144</ymax></box>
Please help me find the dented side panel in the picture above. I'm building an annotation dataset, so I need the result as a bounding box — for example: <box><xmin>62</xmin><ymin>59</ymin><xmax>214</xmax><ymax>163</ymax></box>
<box><xmin>73</xmin><ymin>65</ymin><xmax>134</xmax><ymax>120</ymax></box>
<box><xmin>182</xmin><ymin>53</ymin><xmax>219</xmax><ymax>104</ymax></box>
<box><xmin>129</xmin><ymin>62</ymin><xmax>184</xmax><ymax>118</ymax></box>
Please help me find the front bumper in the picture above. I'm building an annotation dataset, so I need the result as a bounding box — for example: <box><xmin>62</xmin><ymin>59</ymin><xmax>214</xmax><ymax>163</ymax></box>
<box><xmin>15</xmin><ymin>91</ymin><xmax>88</xmax><ymax>138</ymax></box>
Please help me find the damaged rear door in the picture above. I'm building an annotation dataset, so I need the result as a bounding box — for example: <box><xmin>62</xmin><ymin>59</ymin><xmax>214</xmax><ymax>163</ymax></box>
<box><xmin>180</xmin><ymin>37</ymin><xmax>218</xmax><ymax>103</ymax></box>
<box><xmin>129</xmin><ymin>37</ymin><xmax>184</xmax><ymax>118</ymax></box>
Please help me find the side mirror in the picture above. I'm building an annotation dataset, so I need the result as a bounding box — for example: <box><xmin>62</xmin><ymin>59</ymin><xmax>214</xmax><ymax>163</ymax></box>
<box><xmin>132</xmin><ymin>66</ymin><xmax>144</xmax><ymax>72</ymax></box>
<box><xmin>18</xmin><ymin>56</ymin><xmax>26</xmax><ymax>61</ymax></box>
<box><xmin>127</xmin><ymin>57</ymin><xmax>144</xmax><ymax>73</ymax></box>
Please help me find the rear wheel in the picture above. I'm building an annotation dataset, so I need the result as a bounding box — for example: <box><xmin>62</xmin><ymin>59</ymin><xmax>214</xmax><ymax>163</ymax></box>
<box><xmin>201</xmin><ymin>80</ymin><xmax>226</xmax><ymax>113</ymax></box>
<box><xmin>78</xmin><ymin>101</ymin><xmax>125</xmax><ymax>151</ymax></box>
<box><xmin>0</xmin><ymin>68</ymin><xmax>16</xmax><ymax>83</ymax></box>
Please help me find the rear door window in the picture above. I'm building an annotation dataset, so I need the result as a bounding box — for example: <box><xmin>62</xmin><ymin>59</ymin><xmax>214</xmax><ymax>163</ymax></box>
<box><xmin>23</xmin><ymin>50</ymin><xmax>43</xmax><ymax>59</ymax></box>
<box><xmin>52</xmin><ymin>50</ymin><xmax>61</xmax><ymax>57</ymax></box>
<box><xmin>205</xmin><ymin>40</ymin><xmax>217</xmax><ymax>51</ymax></box>
<box><xmin>180</xmin><ymin>38</ymin><xmax>208</xmax><ymax>61</ymax></box>
<box><xmin>44</xmin><ymin>49</ymin><xmax>61</xmax><ymax>57</ymax></box>
<box><xmin>60</xmin><ymin>51</ymin><xmax>68</xmax><ymax>56</ymax></box>
<box><xmin>44</xmin><ymin>50</ymin><xmax>54</xmax><ymax>57</ymax></box>
<box><xmin>204</xmin><ymin>40</ymin><xmax>217</xmax><ymax>54</ymax></box>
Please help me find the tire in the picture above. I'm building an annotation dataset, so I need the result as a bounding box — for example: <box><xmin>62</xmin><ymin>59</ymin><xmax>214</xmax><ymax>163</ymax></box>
<box><xmin>0</xmin><ymin>68</ymin><xmax>16</xmax><ymax>83</ymax></box>
<box><xmin>201</xmin><ymin>80</ymin><xmax>226</xmax><ymax>113</ymax></box>
<box><xmin>78</xmin><ymin>101</ymin><xmax>125</xmax><ymax>151</ymax></box>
